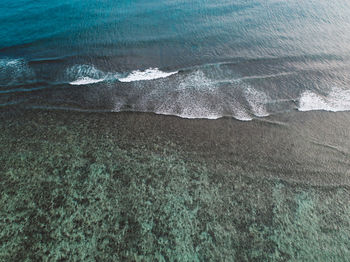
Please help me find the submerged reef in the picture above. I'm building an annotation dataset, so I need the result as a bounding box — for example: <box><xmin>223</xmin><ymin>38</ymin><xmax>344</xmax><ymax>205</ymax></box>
<box><xmin>1</xmin><ymin>110</ymin><xmax>350</xmax><ymax>261</ymax></box>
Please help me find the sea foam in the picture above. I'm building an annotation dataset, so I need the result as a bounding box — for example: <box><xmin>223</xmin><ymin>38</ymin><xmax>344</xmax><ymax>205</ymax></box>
<box><xmin>68</xmin><ymin>66</ymin><xmax>178</xmax><ymax>85</ymax></box>
<box><xmin>0</xmin><ymin>58</ymin><xmax>35</xmax><ymax>85</ymax></box>
<box><xmin>67</xmin><ymin>64</ymin><xmax>106</xmax><ymax>85</ymax></box>
<box><xmin>118</xmin><ymin>68</ymin><xmax>178</xmax><ymax>82</ymax></box>
<box><xmin>69</xmin><ymin>77</ymin><xmax>105</xmax><ymax>85</ymax></box>
<box><xmin>244</xmin><ymin>87</ymin><xmax>270</xmax><ymax>117</ymax></box>
<box><xmin>298</xmin><ymin>87</ymin><xmax>350</xmax><ymax>112</ymax></box>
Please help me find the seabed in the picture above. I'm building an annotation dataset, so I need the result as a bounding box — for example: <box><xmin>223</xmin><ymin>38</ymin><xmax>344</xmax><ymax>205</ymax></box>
<box><xmin>1</xmin><ymin>109</ymin><xmax>350</xmax><ymax>261</ymax></box>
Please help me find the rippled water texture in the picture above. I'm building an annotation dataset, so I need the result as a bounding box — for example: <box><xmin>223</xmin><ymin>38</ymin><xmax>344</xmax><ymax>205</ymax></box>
<box><xmin>1</xmin><ymin>0</ymin><xmax>350</xmax><ymax>119</ymax></box>
<box><xmin>2</xmin><ymin>1</ymin><xmax>350</xmax><ymax>260</ymax></box>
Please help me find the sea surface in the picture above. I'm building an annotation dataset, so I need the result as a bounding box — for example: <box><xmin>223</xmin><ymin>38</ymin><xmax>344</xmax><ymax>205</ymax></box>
<box><xmin>2</xmin><ymin>0</ymin><xmax>350</xmax><ymax>119</ymax></box>
<box><xmin>2</xmin><ymin>1</ymin><xmax>350</xmax><ymax>260</ymax></box>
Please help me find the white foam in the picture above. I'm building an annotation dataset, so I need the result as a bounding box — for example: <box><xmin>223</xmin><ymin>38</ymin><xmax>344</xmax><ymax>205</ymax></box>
<box><xmin>67</xmin><ymin>64</ymin><xmax>106</xmax><ymax>85</ymax></box>
<box><xmin>119</xmin><ymin>69</ymin><xmax>254</xmax><ymax>121</ymax></box>
<box><xmin>152</xmin><ymin>70</ymin><xmax>221</xmax><ymax>119</ymax></box>
<box><xmin>118</xmin><ymin>68</ymin><xmax>178</xmax><ymax>82</ymax></box>
<box><xmin>69</xmin><ymin>77</ymin><xmax>105</xmax><ymax>85</ymax></box>
<box><xmin>232</xmin><ymin>107</ymin><xmax>253</xmax><ymax>121</ymax></box>
<box><xmin>154</xmin><ymin>107</ymin><xmax>252</xmax><ymax>121</ymax></box>
<box><xmin>177</xmin><ymin>70</ymin><xmax>216</xmax><ymax>91</ymax></box>
<box><xmin>244</xmin><ymin>87</ymin><xmax>270</xmax><ymax>117</ymax></box>
<box><xmin>299</xmin><ymin>87</ymin><xmax>350</xmax><ymax>112</ymax></box>
<box><xmin>0</xmin><ymin>58</ymin><xmax>35</xmax><ymax>85</ymax></box>
<box><xmin>2</xmin><ymin>59</ymin><xmax>20</xmax><ymax>66</ymax></box>
<box><xmin>159</xmin><ymin>111</ymin><xmax>222</xmax><ymax>120</ymax></box>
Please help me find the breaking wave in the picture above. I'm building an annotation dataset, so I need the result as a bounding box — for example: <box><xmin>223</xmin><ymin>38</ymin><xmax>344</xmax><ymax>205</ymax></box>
<box><xmin>118</xmin><ymin>68</ymin><xmax>178</xmax><ymax>82</ymax></box>
<box><xmin>70</xmin><ymin>77</ymin><xmax>106</xmax><ymax>85</ymax></box>
<box><xmin>112</xmin><ymin>70</ymin><xmax>269</xmax><ymax>121</ymax></box>
<box><xmin>66</xmin><ymin>64</ymin><xmax>106</xmax><ymax>85</ymax></box>
<box><xmin>67</xmin><ymin>65</ymin><xmax>178</xmax><ymax>85</ymax></box>
<box><xmin>298</xmin><ymin>87</ymin><xmax>350</xmax><ymax>112</ymax></box>
<box><xmin>3</xmin><ymin>59</ymin><xmax>350</xmax><ymax>121</ymax></box>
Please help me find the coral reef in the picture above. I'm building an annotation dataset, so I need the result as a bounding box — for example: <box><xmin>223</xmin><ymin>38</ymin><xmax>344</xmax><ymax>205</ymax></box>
<box><xmin>1</xmin><ymin>110</ymin><xmax>350</xmax><ymax>261</ymax></box>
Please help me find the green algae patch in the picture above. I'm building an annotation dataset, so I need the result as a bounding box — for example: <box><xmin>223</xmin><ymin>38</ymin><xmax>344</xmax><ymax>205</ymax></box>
<box><xmin>0</xmin><ymin>120</ymin><xmax>231</xmax><ymax>261</ymax></box>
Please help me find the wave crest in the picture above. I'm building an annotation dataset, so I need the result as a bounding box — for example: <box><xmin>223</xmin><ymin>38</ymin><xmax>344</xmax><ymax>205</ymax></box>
<box><xmin>298</xmin><ymin>87</ymin><xmax>350</xmax><ymax>112</ymax></box>
<box><xmin>67</xmin><ymin>66</ymin><xmax>178</xmax><ymax>85</ymax></box>
<box><xmin>4</xmin><ymin>59</ymin><xmax>350</xmax><ymax>121</ymax></box>
<box><xmin>66</xmin><ymin>64</ymin><xmax>106</xmax><ymax>85</ymax></box>
<box><xmin>118</xmin><ymin>68</ymin><xmax>178</xmax><ymax>82</ymax></box>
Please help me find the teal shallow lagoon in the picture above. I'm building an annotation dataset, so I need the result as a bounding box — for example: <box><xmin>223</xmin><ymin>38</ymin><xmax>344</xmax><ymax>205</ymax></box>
<box><xmin>1</xmin><ymin>109</ymin><xmax>350</xmax><ymax>260</ymax></box>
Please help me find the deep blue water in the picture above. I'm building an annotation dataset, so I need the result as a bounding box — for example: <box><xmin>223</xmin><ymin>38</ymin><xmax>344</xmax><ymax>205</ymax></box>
<box><xmin>1</xmin><ymin>0</ymin><xmax>350</xmax><ymax>119</ymax></box>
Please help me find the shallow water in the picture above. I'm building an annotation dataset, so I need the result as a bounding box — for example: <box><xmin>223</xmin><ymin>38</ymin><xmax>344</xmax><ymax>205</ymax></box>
<box><xmin>0</xmin><ymin>109</ymin><xmax>350</xmax><ymax>261</ymax></box>
<box><xmin>1</xmin><ymin>0</ymin><xmax>350</xmax><ymax>260</ymax></box>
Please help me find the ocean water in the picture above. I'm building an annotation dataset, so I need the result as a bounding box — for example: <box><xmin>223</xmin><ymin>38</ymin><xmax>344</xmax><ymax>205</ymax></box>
<box><xmin>2</xmin><ymin>1</ymin><xmax>350</xmax><ymax>260</ymax></box>
<box><xmin>2</xmin><ymin>0</ymin><xmax>350</xmax><ymax>119</ymax></box>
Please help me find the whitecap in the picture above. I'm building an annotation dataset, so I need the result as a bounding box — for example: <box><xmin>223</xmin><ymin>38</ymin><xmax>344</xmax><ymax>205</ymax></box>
<box><xmin>69</xmin><ymin>77</ymin><xmax>105</xmax><ymax>85</ymax></box>
<box><xmin>118</xmin><ymin>68</ymin><xmax>178</xmax><ymax>82</ymax></box>
<box><xmin>123</xmin><ymin>69</ymin><xmax>253</xmax><ymax>121</ymax></box>
<box><xmin>244</xmin><ymin>87</ymin><xmax>270</xmax><ymax>117</ymax></box>
<box><xmin>298</xmin><ymin>87</ymin><xmax>350</xmax><ymax>112</ymax></box>
<box><xmin>67</xmin><ymin>64</ymin><xmax>106</xmax><ymax>85</ymax></box>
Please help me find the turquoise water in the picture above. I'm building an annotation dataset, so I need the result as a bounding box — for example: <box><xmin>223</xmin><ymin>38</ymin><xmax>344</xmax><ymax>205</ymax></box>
<box><xmin>1</xmin><ymin>0</ymin><xmax>350</xmax><ymax>119</ymax></box>
<box><xmin>2</xmin><ymin>2</ymin><xmax>350</xmax><ymax>259</ymax></box>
